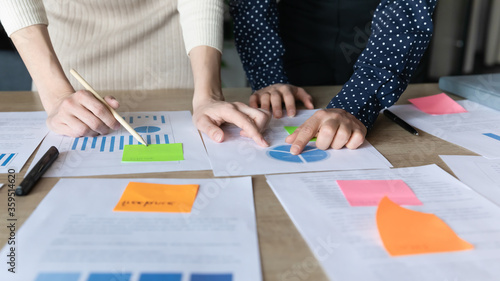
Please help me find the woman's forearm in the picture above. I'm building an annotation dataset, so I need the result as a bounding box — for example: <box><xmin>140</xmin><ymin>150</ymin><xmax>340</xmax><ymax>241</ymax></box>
<box><xmin>10</xmin><ymin>24</ymin><xmax>74</xmax><ymax>113</ymax></box>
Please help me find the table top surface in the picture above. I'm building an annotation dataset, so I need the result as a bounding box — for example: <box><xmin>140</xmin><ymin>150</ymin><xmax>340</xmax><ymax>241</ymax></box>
<box><xmin>0</xmin><ymin>84</ymin><xmax>476</xmax><ymax>281</ymax></box>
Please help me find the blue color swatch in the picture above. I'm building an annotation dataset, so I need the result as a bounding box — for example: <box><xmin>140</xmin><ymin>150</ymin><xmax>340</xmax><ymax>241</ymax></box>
<box><xmin>139</xmin><ymin>273</ymin><xmax>182</xmax><ymax>281</ymax></box>
<box><xmin>87</xmin><ymin>273</ymin><xmax>131</xmax><ymax>281</ymax></box>
<box><xmin>484</xmin><ymin>133</ymin><xmax>500</xmax><ymax>141</ymax></box>
<box><xmin>35</xmin><ymin>272</ymin><xmax>80</xmax><ymax>281</ymax></box>
<box><xmin>190</xmin><ymin>273</ymin><xmax>233</xmax><ymax>281</ymax></box>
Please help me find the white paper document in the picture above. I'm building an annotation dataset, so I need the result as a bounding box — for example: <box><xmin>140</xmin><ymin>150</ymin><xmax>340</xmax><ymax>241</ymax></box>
<box><xmin>203</xmin><ymin>110</ymin><xmax>392</xmax><ymax>176</ymax></box>
<box><xmin>0</xmin><ymin>111</ymin><xmax>48</xmax><ymax>173</ymax></box>
<box><xmin>441</xmin><ymin>155</ymin><xmax>500</xmax><ymax>207</ymax></box>
<box><xmin>30</xmin><ymin>111</ymin><xmax>211</xmax><ymax>177</ymax></box>
<box><xmin>0</xmin><ymin>177</ymin><xmax>261</xmax><ymax>281</ymax></box>
<box><xmin>389</xmin><ymin>100</ymin><xmax>500</xmax><ymax>158</ymax></box>
<box><xmin>266</xmin><ymin>165</ymin><xmax>500</xmax><ymax>280</ymax></box>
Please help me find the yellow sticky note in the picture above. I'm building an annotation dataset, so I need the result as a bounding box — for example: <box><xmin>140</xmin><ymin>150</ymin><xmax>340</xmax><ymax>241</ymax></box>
<box><xmin>113</xmin><ymin>182</ymin><xmax>199</xmax><ymax>213</ymax></box>
<box><xmin>376</xmin><ymin>196</ymin><xmax>473</xmax><ymax>256</ymax></box>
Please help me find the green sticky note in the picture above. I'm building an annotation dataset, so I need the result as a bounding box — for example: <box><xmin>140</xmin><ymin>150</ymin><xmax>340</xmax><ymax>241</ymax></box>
<box><xmin>122</xmin><ymin>143</ymin><xmax>184</xmax><ymax>162</ymax></box>
<box><xmin>284</xmin><ymin>126</ymin><xmax>317</xmax><ymax>141</ymax></box>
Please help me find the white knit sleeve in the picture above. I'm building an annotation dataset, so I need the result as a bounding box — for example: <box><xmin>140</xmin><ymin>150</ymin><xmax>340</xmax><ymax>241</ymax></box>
<box><xmin>0</xmin><ymin>0</ymin><xmax>48</xmax><ymax>36</ymax></box>
<box><xmin>177</xmin><ymin>0</ymin><xmax>224</xmax><ymax>54</ymax></box>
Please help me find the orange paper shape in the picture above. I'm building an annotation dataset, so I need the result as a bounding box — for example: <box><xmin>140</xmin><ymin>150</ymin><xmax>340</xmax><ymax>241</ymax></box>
<box><xmin>408</xmin><ymin>93</ymin><xmax>468</xmax><ymax>115</ymax></box>
<box><xmin>113</xmin><ymin>182</ymin><xmax>199</xmax><ymax>213</ymax></box>
<box><xmin>376</xmin><ymin>196</ymin><xmax>473</xmax><ymax>256</ymax></box>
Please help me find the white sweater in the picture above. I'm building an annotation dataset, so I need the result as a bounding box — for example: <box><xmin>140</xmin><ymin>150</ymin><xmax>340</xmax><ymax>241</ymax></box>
<box><xmin>0</xmin><ymin>0</ymin><xmax>224</xmax><ymax>90</ymax></box>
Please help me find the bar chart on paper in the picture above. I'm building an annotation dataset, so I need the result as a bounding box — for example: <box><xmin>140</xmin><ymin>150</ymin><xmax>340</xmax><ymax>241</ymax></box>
<box><xmin>29</xmin><ymin>111</ymin><xmax>211</xmax><ymax>177</ymax></box>
<box><xmin>33</xmin><ymin>272</ymin><xmax>233</xmax><ymax>281</ymax></box>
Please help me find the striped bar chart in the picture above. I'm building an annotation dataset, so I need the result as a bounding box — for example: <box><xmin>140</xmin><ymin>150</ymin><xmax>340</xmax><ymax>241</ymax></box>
<box><xmin>71</xmin><ymin>134</ymin><xmax>170</xmax><ymax>152</ymax></box>
<box><xmin>0</xmin><ymin>153</ymin><xmax>16</xmax><ymax>167</ymax></box>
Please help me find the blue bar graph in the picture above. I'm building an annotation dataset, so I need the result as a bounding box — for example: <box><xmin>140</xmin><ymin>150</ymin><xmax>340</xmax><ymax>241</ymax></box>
<box><xmin>153</xmin><ymin>116</ymin><xmax>157</xmax><ymax>121</ymax></box>
<box><xmin>70</xmin><ymin>133</ymin><xmax>169</xmax><ymax>152</ymax></box>
<box><xmin>110</xmin><ymin>136</ymin><xmax>115</xmax><ymax>152</ymax></box>
<box><xmin>129</xmin><ymin>116</ymin><xmax>133</xmax><ymax>124</ymax></box>
<box><xmin>81</xmin><ymin>137</ymin><xmax>88</xmax><ymax>150</ymax></box>
<box><xmin>0</xmin><ymin>154</ymin><xmax>4</xmax><ymax>161</ymax></box>
<box><xmin>1</xmin><ymin>153</ymin><xmax>16</xmax><ymax>167</ymax></box>
<box><xmin>119</xmin><ymin>136</ymin><xmax>124</xmax><ymax>150</ymax></box>
<box><xmin>100</xmin><ymin>137</ymin><xmax>106</xmax><ymax>152</ymax></box>
<box><xmin>484</xmin><ymin>133</ymin><xmax>500</xmax><ymax>141</ymax></box>
<box><xmin>161</xmin><ymin>116</ymin><xmax>166</xmax><ymax>123</ymax></box>
<box><xmin>72</xmin><ymin>138</ymin><xmax>79</xmax><ymax>150</ymax></box>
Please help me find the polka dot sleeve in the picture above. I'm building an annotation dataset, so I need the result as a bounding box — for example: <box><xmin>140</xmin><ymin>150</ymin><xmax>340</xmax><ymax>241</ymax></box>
<box><xmin>229</xmin><ymin>0</ymin><xmax>289</xmax><ymax>91</ymax></box>
<box><xmin>327</xmin><ymin>0</ymin><xmax>437</xmax><ymax>130</ymax></box>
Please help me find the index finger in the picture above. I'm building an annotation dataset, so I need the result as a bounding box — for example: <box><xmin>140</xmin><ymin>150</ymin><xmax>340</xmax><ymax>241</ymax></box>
<box><xmin>296</xmin><ymin>88</ymin><xmax>314</xmax><ymax>109</ymax></box>
<box><xmin>290</xmin><ymin>118</ymin><xmax>321</xmax><ymax>155</ymax></box>
<box><xmin>220</xmin><ymin>107</ymin><xmax>269</xmax><ymax>147</ymax></box>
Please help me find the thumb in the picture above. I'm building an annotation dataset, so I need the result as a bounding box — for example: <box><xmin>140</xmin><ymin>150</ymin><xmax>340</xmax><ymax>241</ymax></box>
<box><xmin>196</xmin><ymin>115</ymin><xmax>225</xmax><ymax>143</ymax></box>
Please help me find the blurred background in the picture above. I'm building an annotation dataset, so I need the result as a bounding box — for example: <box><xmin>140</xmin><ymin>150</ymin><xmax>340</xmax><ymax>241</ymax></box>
<box><xmin>1</xmin><ymin>0</ymin><xmax>499</xmax><ymax>91</ymax></box>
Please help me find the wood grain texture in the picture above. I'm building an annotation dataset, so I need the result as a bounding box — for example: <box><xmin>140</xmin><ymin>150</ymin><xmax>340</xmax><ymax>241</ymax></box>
<box><xmin>0</xmin><ymin>84</ymin><xmax>477</xmax><ymax>281</ymax></box>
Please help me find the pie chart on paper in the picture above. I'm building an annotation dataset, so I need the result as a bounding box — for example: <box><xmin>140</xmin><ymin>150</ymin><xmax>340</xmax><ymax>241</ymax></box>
<box><xmin>134</xmin><ymin>126</ymin><xmax>161</xmax><ymax>133</ymax></box>
<box><xmin>267</xmin><ymin>145</ymin><xmax>328</xmax><ymax>163</ymax></box>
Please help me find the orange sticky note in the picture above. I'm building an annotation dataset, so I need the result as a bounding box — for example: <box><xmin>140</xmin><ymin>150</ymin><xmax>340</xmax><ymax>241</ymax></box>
<box><xmin>408</xmin><ymin>93</ymin><xmax>468</xmax><ymax>115</ymax></box>
<box><xmin>376</xmin><ymin>196</ymin><xmax>473</xmax><ymax>256</ymax></box>
<box><xmin>113</xmin><ymin>182</ymin><xmax>199</xmax><ymax>213</ymax></box>
<box><xmin>336</xmin><ymin>179</ymin><xmax>422</xmax><ymax>206</ymax></box>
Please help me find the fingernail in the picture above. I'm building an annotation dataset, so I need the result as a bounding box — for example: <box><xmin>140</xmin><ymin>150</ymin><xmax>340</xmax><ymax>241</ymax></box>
<box><xmin>288</xmin><ymin>110</ymin><xmax>296</xmax><ymax>116</ymax></box>
<box><xmin>261</xmin><ymin>137</ymin><xmax>269</xmax><ymax>147</ymax></box>
<box><xmin>290</xmin><ymin>144</ymin><xmax>300</xmax><ymax>155</ymax></box>
<box><xmin>214</xmin><ymin>132</ymin><xmax>223</xmax><ymax>142</ymax></box>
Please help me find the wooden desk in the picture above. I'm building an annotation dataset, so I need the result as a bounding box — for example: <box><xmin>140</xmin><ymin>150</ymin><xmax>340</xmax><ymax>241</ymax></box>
<box><xmin>0</xmin><ymin>84</ymin><xmax>476</xmax><ymax>280</ymax></box>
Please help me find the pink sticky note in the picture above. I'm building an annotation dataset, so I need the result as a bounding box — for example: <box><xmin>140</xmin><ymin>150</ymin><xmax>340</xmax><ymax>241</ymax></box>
<box><xmin>336</xmin><ymin>180</ymin><xmax>422</xmax><ymax>207</ymax></box>
<box><xmin>408</xmin><ymin>93</ymin><xmax>468</xmax><ymax>115</ymax></box>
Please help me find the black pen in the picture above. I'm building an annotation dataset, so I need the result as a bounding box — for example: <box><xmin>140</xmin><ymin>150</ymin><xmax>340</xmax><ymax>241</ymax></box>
<box><xmin>16</xmin><ymin>146</ymin><xmax>59</xmax><ymax>196</ymax></box>
<box><xmin>383</xmin><ymin>109</ymin><xmax>419</xmax><ymax>136</ymax></box>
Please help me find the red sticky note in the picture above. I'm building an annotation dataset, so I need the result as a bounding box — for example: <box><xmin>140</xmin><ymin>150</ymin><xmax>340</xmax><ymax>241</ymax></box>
<box><xmin>377</xmin><ymin>196</ymin><xmax>474</xmax><ymax>256</ymax></box>
<box><xmin>408</xmin><ymin>93</ymin><xmax>468</xmax><ymax>115</ymax></box>
<box><xmin>336</xmin><ymin>179</ymin><xmax>422</xmax><ymax>206</ymax></box>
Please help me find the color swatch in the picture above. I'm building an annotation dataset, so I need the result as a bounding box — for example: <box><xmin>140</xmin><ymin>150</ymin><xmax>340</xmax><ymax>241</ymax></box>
<box><xmin>114</xmin><ymin>182</ymin><xmax>199</xmax><ymax>213</ymax></box>
<box><xmin>408</xmin><ymin>93</ymin><xmax>468</xmax><ymax>115</ymax></box>
<box><xmin>284</xmin><ymin>126</ymin><xmax>317</xmax><ymax>141</ymax></box>
<box><xmin>336</xmin><ymin>179</ymin><xmax>422</xmax><ymax>206</ymax></box>
<box><xmin>376</xmin><ymin>197</ymin><xmax>474</xmax><ymax>256</ymax></box>
<box><xmin>122</xmin><ymin>143</ymin><xmax>183</xmax><ymax>162</ymax></box>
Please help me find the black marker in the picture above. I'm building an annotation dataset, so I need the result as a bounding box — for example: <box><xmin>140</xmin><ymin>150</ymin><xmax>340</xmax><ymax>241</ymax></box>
<box><xmin>16</xmin><ymin>146</ymin><xmax>59</xmax><ymax>196</ymax></box>
<box><xmin>383</xmin><ymin>109</ymin><xmax>419</xmax><ymax>136</ymax></box>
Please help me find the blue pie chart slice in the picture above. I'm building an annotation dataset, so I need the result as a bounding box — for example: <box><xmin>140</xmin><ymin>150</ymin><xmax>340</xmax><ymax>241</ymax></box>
<box><xmin>267</xmin><ymin>145</ymin><xmax>328</xmax><ymax>163</ymax></box>
<box><xmin>134</xmin><ymin>126</ymin><xmax>161</xmax><ymax>133</ymax></box>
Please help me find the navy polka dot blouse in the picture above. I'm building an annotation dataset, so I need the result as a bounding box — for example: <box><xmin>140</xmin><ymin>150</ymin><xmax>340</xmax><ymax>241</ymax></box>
<box><xmin>230</xmin><ymin>0</ymin><xmax>437</xmax><ymax>129</ymax></box>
